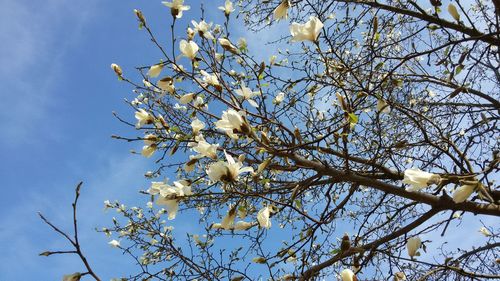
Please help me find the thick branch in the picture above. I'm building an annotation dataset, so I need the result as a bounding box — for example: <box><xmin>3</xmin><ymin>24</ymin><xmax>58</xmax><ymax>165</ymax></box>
<box><xmin>332</xmin><ymin>0</ymin><xmax>500</xmax><ymax>46</ymax></box>
<box><xmin>287</xmin><ymin>153</ymin><xmax>500</xmax><ymax>216</ymax></box>
<box><xmin>300</xmin><ymin>208</ymin><xmax>439</xmax><ymax>279</ymax></box>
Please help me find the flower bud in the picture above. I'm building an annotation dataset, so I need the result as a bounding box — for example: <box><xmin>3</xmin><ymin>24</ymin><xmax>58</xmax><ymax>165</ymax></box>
<box><xmin>340</xmin><ymin>268</ymin><xmax>355</xmax><ymax>281</ymax></box>
<box><xmin>187</xmin><ymin>27</ymin><xmax>195</xmax><ymax>40</ymax></box>
<box><xmin>134</xmin><ymin>9</ymin><xmax>146</xmax><ymax>24</ymax></box>
<box><xmin>252</xmin><ymin>256</ymin><xmax>267</xmax><ymax>264</ymax></box>
<box><xmin>63</xmin><ymin>273</ymin><xmax>82</xmax><ymax>281</ymax></box>
<box><xmin>406</xmin><ymin>236</ymin><xmax>421</xmax><ymax>258</ymax></box>
<box><xmin>179</xmin><ymin>93</ymin><xmax>195</xmax><ymax>104</ymax></box>
<box><xmin>110</xmin><ymin>63</ymin><xmax>123</xmax><ymax>76</ymax></box>
<box><xmin>448</xmin><ymin>4</ymin><xmax>460</xmax><ymax>22</ymax></box>
<box><xmin>452</xmin><ymin>183</ymin><xmax>475</xmax><ymax>203</ymax></box>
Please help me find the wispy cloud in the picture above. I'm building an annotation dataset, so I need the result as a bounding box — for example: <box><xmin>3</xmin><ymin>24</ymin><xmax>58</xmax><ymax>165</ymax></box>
<box><xmin>0</xmin><ymin>0</ymin><xmax>95</xmax><ymax>146</ymax></box>
<box><xmin>0</xmin><ymin>151</ymin><xmax>151</xmax><ymax>280</ymax></box>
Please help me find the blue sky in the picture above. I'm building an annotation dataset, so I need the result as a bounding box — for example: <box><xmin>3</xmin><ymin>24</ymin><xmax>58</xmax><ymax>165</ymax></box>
<box><xmin>0</xmin><ymin>0</ymin><xmax>496</xmax><ymax>280</ymax></box>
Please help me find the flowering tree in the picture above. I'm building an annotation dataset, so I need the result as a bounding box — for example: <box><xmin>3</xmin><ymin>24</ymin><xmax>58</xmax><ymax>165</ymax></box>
<box><xmin>42</xmin><ymin>0</ymin><xmax>500</xmax><ymax>280</ymax></box>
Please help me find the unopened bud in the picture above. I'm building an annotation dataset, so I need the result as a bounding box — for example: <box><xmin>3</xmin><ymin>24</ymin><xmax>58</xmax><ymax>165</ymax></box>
<box><xmin>187</xmin><ymin>27</ymin><xmax>195</xmax><ymax>40</ymax></box>
<box><xmin>257</xmin><ymin>158</ymin><xmax>271</xmax><ymax>174</ymax></box>
<box><xmin>170</xmin><ymin>8</ymin><xmax>180</xmax><ymax>18</ymax></box>
<box><xmin>110</xmin><ymin>63</ymin><xmax>122</xmax><ymax>76</ymax></box>
<box><xmin>134</xmin><ymin>9</ymin><xmax>146</xmax><ymax>24</ymax></box>
<box><xmin>238</xmin><ymin>154</ymin><xmax>246</xmax><ymax>163</ymax></box>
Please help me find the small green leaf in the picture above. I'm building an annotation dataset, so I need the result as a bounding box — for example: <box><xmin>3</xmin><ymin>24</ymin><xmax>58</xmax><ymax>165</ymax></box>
<box><xmin>294</xmin><ymin>199</ymin><xmax>302</xmax><ymax>209</ymax></box>
<box><xmin>330</xmin><ymin>248</ymin><xmax>340</xmax><ymax>255</ymax></box>
<box><xmin>348</xmin><ymin>112</ymin><xmax>358</xmax><ymax>124</ymax></box>
<box><xmin>427</xmin><ymin>24</ymin><xmax>439</xmax><ymax>31</ymax></box>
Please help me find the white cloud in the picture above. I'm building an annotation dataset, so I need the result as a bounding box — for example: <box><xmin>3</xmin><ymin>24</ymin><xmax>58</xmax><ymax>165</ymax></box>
<box><xmin>0</xmin><ymin>152</ymin><xmax>151</xmax><ymax>280</ymax></box>
<box><xmin>0</xmin><ymin>0</ymin><xmax>95</xmax><ymax>146</ymax></box>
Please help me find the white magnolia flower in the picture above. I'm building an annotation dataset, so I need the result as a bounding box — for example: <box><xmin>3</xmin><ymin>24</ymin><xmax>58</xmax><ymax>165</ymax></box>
<box><xmin>193</xmin><ymin>96</ymin><xmax>206</xmax><ymax>109</ymax></box>
<box><xmin>377</xmin><ymin>99</ymin><xmax>391</xmax><ymax>113</ymax></box>
<box><xmin>452</xmin><ymin>184</ymin><xmax>475</xmax><ymax>203</ymax></box>
<box><xmin>215</xmin><ymin>109</ymin><xmax>249</xmax><ymax>139</ymax></box>
<box><xmin>206</xmin><ymin>151</ymin><xmax>253</xmax><ymax>183</ymax></box>
<box><xmin>135</xmin><ymin>109</ymin><xmax>154</xmax><ymax>128</ymax></box>
<box><xmin>162</xmin><ymin>0</ymin><xmax>190</xmax><ymax>18</ymax></box>
<box><xmin>191</xmin><ymin>118</ymin><xmax>205</xmax><ymax>135</ymax></box>
<box><xmin>148</xmin><ymin>64</ymin><xmax>163</xmax><ymax>78</ymax></box>
<box><xmin>257</xmin><ymin>206</ymin><xmax>272</xmax><ymax>229</ymax></box>
<box><xmin>479</xmin><ymin>227</ymin><xmax>492</xmax><ymax>237</ymax></box>
<box><xmin>172</xmin><ymin>63</ymin><xmax>185</xmax><ymax>73</ymax></box>
<box><xmin>108</xmin><ymin>239</ymin><xmax>120</xmax><ymax>248</ymax></box>
<box><xmin>157</xmin><ymin>77</ymin><xmax>175</xmax><ymax>93</ymax></box>
<box><xmin>219</xmin><ymin>38</ymin><xmax>239</xmax><ymax>54</ymax></box>
<box><xmin>188</xmin><ymin>133</ymin><xmax>204</xmax><ymax>148</ymax></box>
<box><xmin>179</xmin><ymin>93</ymin><xmax>195</xmax><ymax>104</ymax></box>
<box><xmin>234</xmin><ymin>220</ymin><xmax>253</xmax><ymax>231</ymax></box>
<box><xmin>191</xmin><ymin>20</ymin><xmax>214</xmax><ymax>40</ymax></box>
<box><xmin>406</xmin><ymin>236</ymin><xmax>421</xmax><ymax>258</ymax></box>
<box><xmin>157</xmin><ymin>199</ymin><xmax>179</xmax><ymax>220</ymax></box>
<box><xmin>235</xmin><ymin>82</ymin><xmax>260</xmax><ymax>107</ymax></box>
<box><xmin>142</xmin><ymin>134</ymin><xmax>158</xmax><ymax>158</ymax></box>
<box><xmin>403</xmin><ymin>168</ymin><xmax>441</xmax><ymax>192</ymax></box>
<box><xmin>220</xmin><ymin>208</ymin><xmax>237</xmax><ymax>230</ymax></box>
<box><xmin>63</xmin><ymin>273</ymin><xmax>82</xmax><ymax>281</ymax></box>
<box><xmin>290</xmin><ymin>16</ymin><xmax>323</xmax><ymax>42</ymax></box>
<box><xmin>179</xmin><ymin>39</ymin><xmax>199</xmax><ymax>60</ymax></box>
<box><xmin>340</xmin><ymin>268</ymin><xmax>355</xmax><ymax>281</ymax></box>
<box><xmin>193</xmin><ymin>140</ymin><xmax>218</xmax><ymax>159</ymax></box>
<box><xmin>142</xmin><ymin>79</ymin><xmax>153</xmax><ymax>88</ymax></box>
<box><xmin>153</xmin><ymin>180</ymin><xmax>192</xmax><ymax>220</ymax></box>
<box><xmin>103</xmin><ymin>200</ymin><xmax>113</xmax><ymax>210</ymax></box>
<box><xmin>237</xmin><ymin>37</ymin><xmax>247</xmax><ymax>51</ymax></box>
<box><xmin>274</xmin><ymin>92</ymin><xmax>285</xmax><ymax>104</ymax></box>
<box><xmin>269</xmin><ymin>55</ymin><xmax>277</xmax><ymax>65</ymax></box>
<box><xmin>110</xmin><ymin>63</ymin><xmax>122</xmax><ymax>76</ymax></box>
<box><xmin>273</xmin><ymin>0</ymin><xmax>290</xmax><ymax>21</ymax></box>
<box><xmin>174</xmin><ymin>103</ymin><xmax>187</xmax><ymax>111</ymax></box>
<box><xmin>147</xmin><ymin>181</ymin><xmax>166</xmax><ymax>195</ymax></box>
<box><xmin>218</xmin><ymin>0</ymin><xmax>235</xmax><ymax>16</ymax></box>
<box><xmin>172</xmin><ymin>180</ymin><xmax>192</xmax><ymax>196</ymax></box>
<box><xmin>200</xmin><ymin>70</ymin><xmax>220</xmax><ymax>86</ymax></box>
<box><xmin>184</xmin><ymin>154</ymin><xmax>201</xmax><ymax>172</ymax></box>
